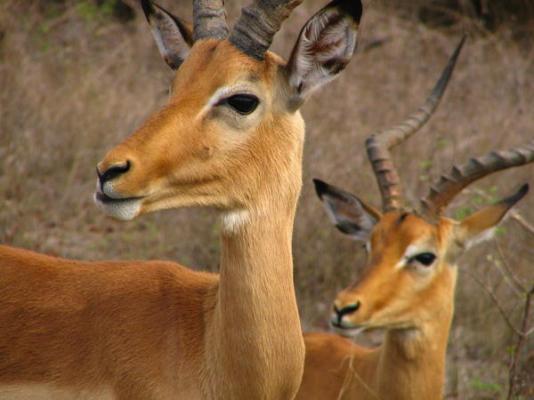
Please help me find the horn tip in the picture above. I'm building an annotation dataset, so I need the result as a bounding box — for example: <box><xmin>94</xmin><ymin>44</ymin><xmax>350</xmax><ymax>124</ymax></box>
<box><xmin>504</xmin><ymin>183</ymin><xmax>529</xmax><ymax>206</ymax></box>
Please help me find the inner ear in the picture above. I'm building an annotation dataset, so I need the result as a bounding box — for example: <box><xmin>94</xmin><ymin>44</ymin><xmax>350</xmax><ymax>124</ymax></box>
<box><xmin>142</xmin><ymin>0</ymin><xmax>193</xmax><ymax>70</ymax></box>
<box><xmin>314</xmin><ymin>179</ymin><xmax>380</xmax><ymax>242</ymax></box>
<box><xmin>454</xmin><ymin>184</ymin><xmax>529</xmax><ymax>249</ymax></box>
<box><xmin>285</xmin><ymin>0</ymin><xmax>362</xmax><ymax>108</ymax></box>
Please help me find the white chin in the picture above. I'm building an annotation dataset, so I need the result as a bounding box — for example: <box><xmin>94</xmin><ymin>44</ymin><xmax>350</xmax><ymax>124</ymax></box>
<box><xmin>93</xmin><ymin>194</ymin><xmax>142</xmax><ymax>221</ymax></box>
<box><xmin>332</xmin><ymin>326</ymin><xmax>366</xmax><ymax>338</ymax></box>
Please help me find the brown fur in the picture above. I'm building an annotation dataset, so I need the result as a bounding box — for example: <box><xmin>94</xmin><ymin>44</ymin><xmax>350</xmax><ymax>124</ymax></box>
<box><xmin>0</xmin><ymin>245</ymin><xmax>215</xmax><ymax>399</ymax></box>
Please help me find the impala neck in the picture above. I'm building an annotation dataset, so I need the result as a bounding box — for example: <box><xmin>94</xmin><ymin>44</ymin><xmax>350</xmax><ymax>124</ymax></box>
<box><xmin>203</xmin><ymin>169</ymin><xmax>305</xmax><ymax>398</ymax></box>
<box><xmin>375</xmin><ymin>298</ymin><xmax>455</xmax><ymax>399</ymax></box>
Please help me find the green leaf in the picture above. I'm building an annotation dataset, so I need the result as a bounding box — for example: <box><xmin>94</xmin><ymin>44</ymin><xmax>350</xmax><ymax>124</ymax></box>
<box><xmin>454</xmin><ymin>206</ymin><xmax>473</xmax><ymax>220</ymax></box>
<box><xmin>419</xmin><ymin>159</ymin><xmax>433</xmax><ymax>171</ymax></box>
<box><xmin>469</xmin><ymin>378</ymin><xmax>502</xmax><ymax>393</ymax></box>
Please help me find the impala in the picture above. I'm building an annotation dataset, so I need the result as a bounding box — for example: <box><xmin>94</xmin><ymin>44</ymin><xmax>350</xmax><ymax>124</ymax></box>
<box><xmin>297</xmin><ymin>39</ymin><xmax>533</xmax><ymax>400</ymax></box>
<box><xmin>0</xmin><ymin>0</ymin><xmax>362</xmax><ymax>399</ymax></box>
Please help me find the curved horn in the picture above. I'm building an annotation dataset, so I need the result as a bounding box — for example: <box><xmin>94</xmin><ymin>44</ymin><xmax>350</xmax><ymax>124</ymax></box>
<box><xmin>421</xmin><ymin>141</ymin><xmax>534</xmax><ymax>217</ymax></box>
<box><xmin>193</xmin><ymin>0</ymin><xmax>229</xmax><ymax>41</ymax></box>
<box><xmin>229</xmin><ymin>0</ymin><xmax>303</xmax><ymax>60</ymax></box>
<box><xmin>365</xmin><ymin>36</ymin><xmax>465</xmax><ymax>211</ymax></box>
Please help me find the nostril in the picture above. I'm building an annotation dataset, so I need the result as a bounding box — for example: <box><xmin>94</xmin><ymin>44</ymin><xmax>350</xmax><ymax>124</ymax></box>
<box><xmin>334</xmin><ymin>301</ymin><xmax>361</xmax><ymax>320</ymax></box>
<box><xmin>98</xmin><ymin>160</ymin><xmax>131</xmax><ymax>188</ymax></box>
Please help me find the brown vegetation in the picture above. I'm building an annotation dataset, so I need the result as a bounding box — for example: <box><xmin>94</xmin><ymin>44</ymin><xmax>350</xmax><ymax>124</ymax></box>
<box><xmin>1</xmin><ymin>1</ymin><xmax>533</xmax><ymax>398</ymax></box>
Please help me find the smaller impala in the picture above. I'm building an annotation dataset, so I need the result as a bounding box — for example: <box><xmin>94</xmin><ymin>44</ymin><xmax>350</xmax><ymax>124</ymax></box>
<box><xmin>297</xmin><ymin>39</ymin><xmax>533</xmax><ymax>400</ymax></box>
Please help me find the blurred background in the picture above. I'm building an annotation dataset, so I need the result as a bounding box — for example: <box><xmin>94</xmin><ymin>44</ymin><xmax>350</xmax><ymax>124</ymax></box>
<box><xmin>1</xmin><ymin>0</ymin><xmax>533</xmax><ymax>398</ymax></box>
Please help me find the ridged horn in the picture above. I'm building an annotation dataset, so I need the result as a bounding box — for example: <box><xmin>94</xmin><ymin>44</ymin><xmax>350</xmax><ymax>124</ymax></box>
<box><xmin>365</xmin><ymin>36</ymin><xmax>465</xmax><ymax>211</ymax></box>
<box><xmin>229</xmin><ymin>0</ymin><xmax>303</xmax><ymax>60</ymax></box>
<box><xmin>193</xmin><ymin>0</ymin><xmax>229</xmax><ymax>41</ymax></box>
<box><xmin>421</xmin><ymin>141</ymin><xmax>534</xmax><ymax>216</ymax></box>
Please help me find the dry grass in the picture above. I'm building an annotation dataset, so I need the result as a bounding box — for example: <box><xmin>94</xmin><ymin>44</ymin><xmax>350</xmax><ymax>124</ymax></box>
<box><xmin>1</xmin><ymin>1</ymin><xmax>533</xmax><ymax>398</ymax></box>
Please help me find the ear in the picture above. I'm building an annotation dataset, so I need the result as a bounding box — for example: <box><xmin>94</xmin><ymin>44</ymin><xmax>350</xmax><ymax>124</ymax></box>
<box><xmin>141</xmin><ymin>0</ymin><xmax>193</xmax><ymax>70</ymax></box>
<box><xmin>285</xmin><ymin>0</ymin><xmax>362</xmax><ymax>107</ymax></box>
<box><xmin>454</xmin><ymin>184</ymin><xmax>529</xmax><ymax>250</ymax></box>
<box><xmin>313</xmin><ymin>179</ymin><xmax>380</xmax><ymax>242</ymax></box>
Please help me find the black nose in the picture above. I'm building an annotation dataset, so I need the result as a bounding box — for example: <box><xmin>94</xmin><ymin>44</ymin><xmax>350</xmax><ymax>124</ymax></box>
<box><xmin>333</xmin><ymin>301</ymin><xmax>361</xmax><ymax>326</ymax></box>
<box><xmin>97</xmin><ymin>161</ymin><xmax>131</xmax><ymax>190</ymax></box>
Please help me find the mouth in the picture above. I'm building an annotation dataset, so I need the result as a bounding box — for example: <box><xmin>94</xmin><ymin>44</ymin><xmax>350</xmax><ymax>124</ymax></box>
<box><xmin>93</xmin><ymin>190</ymin><xmax>144</xmax><ymax>221</ymax></box>
<box><xmin>95</xmin><ymin>191</ymin><xmax>144</xmax><ymax>204</ymax></box>
<box><xmin>331</xmin><ymin>323</ymin><xmax>367</xmax><ymax>338</ymax></box>
<box><xmin>330</xmin><ymin>315</ymin><xmax>365</xmax><ymax>336</ymax></box>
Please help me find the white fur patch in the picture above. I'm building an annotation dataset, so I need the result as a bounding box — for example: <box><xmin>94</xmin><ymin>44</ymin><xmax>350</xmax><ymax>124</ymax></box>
<box><xmin>463</xmin><ymin>227</ymin><xmax>496</xmax><ymax>250</ymax></box>
<box><xmin>221</xmin><ymin>209</ymin><xmax>250</xmax><ymax>233</ymax></box>
<box><xmin>93</xmin><ymin>193</ymin><xmax>142</xmax><ymax>221</ymax></box>
<box><xmin>396</xmin><ymin>243</ymin><xmax>426</xmax><ymax>269</ymax></box>
<box><xmin>102</xmin><ymin>181</ymin><xmax>127</xmax><ymax>200</ymax></box>
<box><xmin>332</xmin><ymin>325</ymin><xmax>366</xmax><ymax>339</ymax></box>
<box><xmin>198</xmin><ymin>85</ymin><xmax>256</xmax><ymax>118</ymax></box>
<box><xmin>203</xmin><ymin>86</ymin><xmax>234</xmax><ymax>113</ymax></box>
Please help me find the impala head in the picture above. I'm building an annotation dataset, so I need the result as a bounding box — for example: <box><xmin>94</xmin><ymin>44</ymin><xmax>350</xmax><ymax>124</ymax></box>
<box><xmin>95</xmin><ymin>0</ymin><xmax>362</xmax><ymax>222</ymax></box>
<box><xmin>314</xmin><ymin>39</ymin><xmax>533</xmax><ymax>336</ymax></box>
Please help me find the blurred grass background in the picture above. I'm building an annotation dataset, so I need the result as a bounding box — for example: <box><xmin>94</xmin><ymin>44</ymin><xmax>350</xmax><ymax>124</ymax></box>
<box><xmin>0</xmin><ymin>0</ymin><xmax>533</xmax><ymax>398</ymax></box>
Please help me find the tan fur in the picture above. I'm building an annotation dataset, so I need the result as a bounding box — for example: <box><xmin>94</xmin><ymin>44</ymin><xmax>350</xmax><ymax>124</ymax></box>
<box><xmin>0</xmin><ymin>245</ymin><xmax>214</xmax><ymax>399</ymax></box>
<box><xmin>0</xmin><ymin>384</ymin><xmax>115</xmax><ymax>400</ymax></box>
<box><xmin>297</xmin><ymin>213</ymin><xmax>460</xmax><ymax>400</ymax></box>
<box><xmin>0</xmin><ymin>41</ymin><xmax>306</xmax><ymax>399</ymax></box>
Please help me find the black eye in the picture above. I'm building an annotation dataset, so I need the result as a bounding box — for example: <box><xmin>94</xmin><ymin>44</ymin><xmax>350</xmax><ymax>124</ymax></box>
<box><xmin>412</xmin><ymin>252</ymin><xmax>436</xmax><ymax>266</ymax></box>
<box><xmin>224</xmin><ymin>94</ymin><xmax>259</xmax><ymax>115</ymax></box>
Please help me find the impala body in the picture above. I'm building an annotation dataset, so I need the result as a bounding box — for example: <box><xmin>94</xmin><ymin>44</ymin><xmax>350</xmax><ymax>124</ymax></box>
<box><xmin>296</xmin><ymin>39</ymin><xmax>533</xmax><ymax>400</ymax></box>
<box><xmin>0</xmin><ymin>0</ymin><xmax>362</xmax><ymax>399</ymax></box>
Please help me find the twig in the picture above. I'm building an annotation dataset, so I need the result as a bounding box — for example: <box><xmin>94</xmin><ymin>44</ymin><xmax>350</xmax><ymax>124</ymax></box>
<box><xmin>465</xmin><ymin>269</ymin><xmax>524</xmax><ymax>337</ymax></box>
<box><xmin>495</xmin><ymin>240</ymin><xmax>527</xmax><ymax>295</ymax></box>
<box><xmin>337</xmin><ymin>349</ymin><xmax>380</xmax><ymax>400</ymax></box>
<box><xmin>506</xmin><ymin>287</ymin><xmax>533</xmax><ymax>400</ymax></box>
<box><xmin>509</xmin><ymin>212</ymin><xmax>534</xmax><ymax>236</ymax></box>
<box><xmin>360</xmin><ymin>37</ymin><xmax>391</xmax><ymax>54</ymax></box>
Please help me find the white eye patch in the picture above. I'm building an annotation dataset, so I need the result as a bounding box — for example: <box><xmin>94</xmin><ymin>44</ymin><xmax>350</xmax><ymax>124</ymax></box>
<box><xmin>199</xmin><ymin>85</ymin><xmax>259</xmax><ymax>119</ymax></box>
<box><xmin>198</xmin><ymin>86</ymin><xmax>234</xmax><ymax>118</ymax></box>
<box><xmin>396</xmin><ymin>244</ymin><xmax>437</xmax><ymax>269</ymax></box>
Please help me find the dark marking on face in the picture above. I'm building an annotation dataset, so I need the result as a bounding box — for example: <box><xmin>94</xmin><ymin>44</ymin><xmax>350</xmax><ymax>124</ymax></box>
<box><xmin>247</xmin><ymin>73</ymin><xmax>261</xmax><ymax>83</ymax></box>
<box><xmin>397</xmin><ymin>212</ymin><xmax>409</xmax><ymax>226</ymax></box>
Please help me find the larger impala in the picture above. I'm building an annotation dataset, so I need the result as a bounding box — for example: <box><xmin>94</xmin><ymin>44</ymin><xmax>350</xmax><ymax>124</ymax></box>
<box><xmin>0</xmin><ymin>0</ymin><xmax>362</xmax><ymax>399</ymax></box>
<box><xmin>296</xmin><ymin>41</ymin><xmax>533</xmax><ymax>399</ymax></box>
